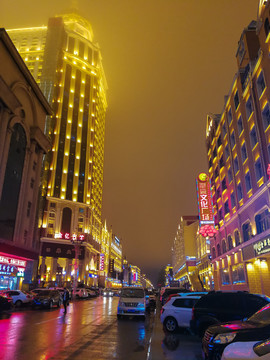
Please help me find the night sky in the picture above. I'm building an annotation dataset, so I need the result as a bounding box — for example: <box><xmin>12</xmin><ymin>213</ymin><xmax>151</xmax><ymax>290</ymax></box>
<box><xmin>0</xmin><ymin>0</ymin><xmax>259</xmax><ymax>284</ymax></box>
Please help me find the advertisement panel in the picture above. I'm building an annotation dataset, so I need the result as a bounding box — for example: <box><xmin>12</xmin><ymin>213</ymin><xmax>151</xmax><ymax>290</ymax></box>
<box><xmin>196</xmin><ymin>173</ymin><xmax>214</xmax><ymax>226</ymax></box>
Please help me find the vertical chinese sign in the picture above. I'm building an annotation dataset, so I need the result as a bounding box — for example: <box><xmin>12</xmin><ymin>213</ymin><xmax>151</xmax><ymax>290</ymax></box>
<box><xmin>196</xmin><ymin>173</ymin><xmax>216</xmax><ymax>238</ymax></box>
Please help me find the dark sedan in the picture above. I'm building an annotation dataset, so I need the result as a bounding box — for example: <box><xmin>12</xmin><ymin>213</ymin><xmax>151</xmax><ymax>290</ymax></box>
<box><xmin>0</xmin><ymin>294</ymin><xmax>13</xmax><ymax>312</ymax></box>
<box><xmin>32</xmin><ymin>290</ymin><xmax>62</xmax><ymax>309</ymax></box>
<box><xmin>202</xmin><ymin>303</ymin><xmax>270</xmax><ymax>360</ymax></box>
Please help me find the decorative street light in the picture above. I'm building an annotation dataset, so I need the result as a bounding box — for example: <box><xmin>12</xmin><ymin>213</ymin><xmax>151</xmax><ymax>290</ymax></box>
<box><xmin>70</xmin><ymin>234</ymin><xmax>85</xmax><ymax>299</ymax></box>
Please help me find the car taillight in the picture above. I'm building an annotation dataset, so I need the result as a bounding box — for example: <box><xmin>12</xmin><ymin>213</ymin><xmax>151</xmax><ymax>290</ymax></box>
<box><xmin>26</xmin><ymin>295</ymin><xmax>31</xmax><ymax>298</ymax></box>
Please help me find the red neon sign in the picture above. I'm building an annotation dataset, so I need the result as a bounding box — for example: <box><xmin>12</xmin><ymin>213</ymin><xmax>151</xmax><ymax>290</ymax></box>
<box><xmin>54</xmin><ymin>233</ymin><xmax>85</xmax><ymax>241</ymax></box>
<box><xmin>0</xmin><ymin>255</ymin><xmax>26</xmax><ymax>268</ymax></box>
<box><xmin>99</xmin><ymin>254</ymin><xmax>105</xmax><ymax>271</ymax></box>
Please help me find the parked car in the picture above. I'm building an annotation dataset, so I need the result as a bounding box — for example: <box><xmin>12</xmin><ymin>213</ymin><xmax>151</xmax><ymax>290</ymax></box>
<box><xmin>222</xmin><ymin>339</ymin><xmax>270</xmax><ymax>360</ymax></box>
<box><xmin>0</xmin><ymin>290</ymin><xmax>32</xmax><ymax>307</ymax></box>
<box><xmin>161</xmin><ymin>295</ymin><xmax>201</xmax><ymax>332</ymax></box>
<box><xmin>30</xmin><ymin>288</ymin><xmax>48</xmax><ymax>296</ymax></box>
<box><xmin>160</xmin><ymin>287</ymin><xmax>191</xmax><ymax>305</ymax></box>
<box><xmin>74</xmin><ymin>288</ymin><xmax>88</xmax><ymax>299</ymax></box>
<box><xmin>190</xmin><ymin>291</ymin><xmax>270</xmax><ymax>338</ymax></box>
<box><xmin>165</xmin><ymin>291</ymin><xmax>208</xmax><ymax>305</ymax></box>
<box><xmin>0</xmin><ymin>294</ymin><xmax>13</xmax><ymax>311</ymax></box>
<box><xmin>145</xmin><ymin>289</ymin><xmax>156</xmax><ymax>309</ymax></box>
<box><xmin>86</xmin><ymin>288</ymin><xmax>96</xmax><ymax>298</ymax></box>
<box><xmin>203</xmin><ymin>303</ymin><xmax>270</xmax><ymax>360</ymax></box>
<box><xmin>32</xmin><ymin>290</ymin><xmax>62</xmax><ymax>309</ymax></box>
<box><xmin>103</xmin><ymin>288</ymin><xmax>114</xmax><ymax>297</ymax></box>
<box><xmin>49</xmin><ymin>287</ymin><xmax>71</xmax><ymax>300</ymax></box>
<box><xmin>117</xmin><ymin>287</ymin><xmax>146</xmax><ymax>319</ymax></box>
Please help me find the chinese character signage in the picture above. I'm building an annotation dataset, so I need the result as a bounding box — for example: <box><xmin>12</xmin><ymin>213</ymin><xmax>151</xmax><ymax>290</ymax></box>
<box><xmin>196</xmin><ymin>173</ymin><xmax>214</xmax><ymax>226</ymax></box>
<box><xmin>99</xmin><ymin>254</ymin><xmax>105</xmax><ymax>271</ymax></box>
<box><xmin>55</xmin><ymin>232</ymin><xmax>85</xmax><ymax>241</ymax></box>
<box><xmin>0</xmin><ymin>255</ymin><xmax>26</xmax><ymax>268</ymax></box>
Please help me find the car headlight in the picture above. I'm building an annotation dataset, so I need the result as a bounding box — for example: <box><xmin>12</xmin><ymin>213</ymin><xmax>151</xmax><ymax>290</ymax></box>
<box><xmin>213</xmin><ymin>333</ymin><xmax>237</xmax><ymax>344</ymax></box>
<box><xmin>103</xmin><ymin>292</ymin><xmax>107</xmax><ymax>295</ymax></box>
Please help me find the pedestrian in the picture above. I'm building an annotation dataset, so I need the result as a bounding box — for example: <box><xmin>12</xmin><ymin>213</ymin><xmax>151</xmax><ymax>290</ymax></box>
<box><xmin>62</xmin><ymin>287</ymin><xmax>69</xmax><ymax>314</ymax></box>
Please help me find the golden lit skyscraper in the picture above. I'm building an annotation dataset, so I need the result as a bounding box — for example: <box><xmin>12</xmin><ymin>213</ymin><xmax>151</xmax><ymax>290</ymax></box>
<box><xmin>8</xmin><ymin>11</ymin><xmax>108</xmax><ymax>287</ymax></box>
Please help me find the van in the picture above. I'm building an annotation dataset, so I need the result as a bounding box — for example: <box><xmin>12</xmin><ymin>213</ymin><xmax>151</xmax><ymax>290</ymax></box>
<box><xmin>117</xmin><ymin>287</ymin><xmax>146</xmax><ymax>319</ymax></box>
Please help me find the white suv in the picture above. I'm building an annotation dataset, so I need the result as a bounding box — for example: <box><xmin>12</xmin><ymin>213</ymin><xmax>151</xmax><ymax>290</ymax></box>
<box><xmin>160</xmin><ymin>295</ymin><xmax>201</xmax><ymax>332</ymax></box>
<box><xmin>117</xmin><ymin>287</ymin><xmax>146</xmax><ymax>318</ymax></box>
<box><xmin>1</xmin><ymin>290</ymin><xmax>32</xmax><ymax>307</ymax></box>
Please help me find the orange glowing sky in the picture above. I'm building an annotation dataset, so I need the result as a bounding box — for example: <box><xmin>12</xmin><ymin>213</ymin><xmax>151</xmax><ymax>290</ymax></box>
<box><xmin>0</xmin><ymin>0</ymin><xmax>259</xmax><ymax>283</ymax></box>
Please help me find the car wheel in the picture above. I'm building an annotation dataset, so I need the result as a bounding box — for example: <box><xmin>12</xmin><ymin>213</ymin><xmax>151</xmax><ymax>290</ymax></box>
<box><xmin>164</xmin><ymin>317</ymin><xmax>178</xmax><ymax>332</ymax></box>
<box><xmin>15</xmin><ymin>300</ymin><xmax>23</xmax><ymax>308</ymax></box>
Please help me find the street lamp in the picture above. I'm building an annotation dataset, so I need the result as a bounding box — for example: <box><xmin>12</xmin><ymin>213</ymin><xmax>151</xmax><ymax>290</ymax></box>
<box><xmin>70</xmin><ymin>234</ymin><xmax>85</xmax><ymax>299</ymax></box>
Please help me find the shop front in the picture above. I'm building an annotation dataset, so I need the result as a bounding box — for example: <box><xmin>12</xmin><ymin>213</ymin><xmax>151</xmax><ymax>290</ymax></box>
<box><xmin>0</xmin><ymin>253</ymin><xmax>28</xmax><ymax>290</ymax></box>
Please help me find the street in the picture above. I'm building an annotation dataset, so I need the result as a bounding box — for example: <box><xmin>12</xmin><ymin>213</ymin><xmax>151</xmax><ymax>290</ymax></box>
<box><xmin>0</xmin><ymin>297</ymin><xmax>203</xmax><ymax>360</ymax></box>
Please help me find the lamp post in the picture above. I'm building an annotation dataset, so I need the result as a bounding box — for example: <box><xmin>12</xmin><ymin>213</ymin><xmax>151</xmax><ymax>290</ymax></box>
<box><xmin>71</xmin><ymin>234</ymin><xmax>85</xmax><ymax>300</ymax></box>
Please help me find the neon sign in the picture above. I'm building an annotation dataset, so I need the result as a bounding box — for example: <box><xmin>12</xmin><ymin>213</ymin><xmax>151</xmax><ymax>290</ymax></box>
<box><xmin>0</xmin><ymin>256</ymin><xmax>26</xmax><ymax>268</ymax></box>
<box><xmin>54</xmin><ymin>233</ymin><xmax>85</xmax><ymax>241</ymax></box>
<box><xmin>99</xmin><ymin>254</ymin><xmax>105</xmax><ymax>271</ymax></box>
<box><xmin>196</xmin><ymin>173</ymin><xmax>214</xmax><ymax>226</ymax></box>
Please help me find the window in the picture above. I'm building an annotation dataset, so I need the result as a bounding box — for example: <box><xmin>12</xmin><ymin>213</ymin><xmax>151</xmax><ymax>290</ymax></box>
<box><xmin>257</xmin><ymin>71</ymin><xmax>266</xmax><ymax>97</ymax></box>
<box><xmin>27</xmin><ymin>202</ymin><xmax>31</xmax><ymax>217</ymax></box>
<box><xmin>222</xmin><ymin>239</ymin><xmax>227</xmax><ymax>253</ymax></box>
<box><xmin>231</xmin><ymin>131</ymin><xmax>236</xmax><ymax>148</ymax></box>
<box><xmin>255</xmin><ymin>209</ymin><xmax>270</xmax><ymax>234</ymax></box>
<box><xmin>222</xmin><ymin>177</ymin><xmax>227</xmax><ymax>191</ymax></box>
<box><xmin>250</xmin><ymin>126</ymin><xmax>258</xmax><ymax>148</ymax></box>
<box><xmin>50</xmin><ymin>203</ymin><xmax>56</xmax><ymax>208</ymax></box>
<box><xmin>227</xmin><ymin>108</ymin><xmax>233</xmax><ymax>125</ymax></box>
<box><xmin>265</xmin><ymin>17</ymin><xmax>270</xmax><ymax>37</ymax></box>
<box><xmin>30</xmin><ymin>178</ymin><xmax>35</xmax><ymax>189</ymax></box>
<box><xmin>232</xmin><ymin>264</ymin><xmax>245</xmax><ymax>284</ymax></box>
<box><xmin>234</xmin><ymin>91</ymin><xmax>240</xmax><ymax>110</ymax></box>
<box><xmin>237</xmin><ymin>116</ymin><xmax>244</xmax><ymax>135</ymax></box>
<box><xmin>218</xmin><ymin>208</ymin><xmax>223</xmax><ymax>222</ymax></box>
<box><xmin>237</xmin><ymin>183</ymin><xmax>243</xmax><ymax>201</ymax></box>
<box><xmin>234</xmin><ymin>156</ymin><xmax>239</xmax><ymax>173</ymax></box>
<box><xmin>228</xmin><ymin>168</ymin><xmax>233</xmax><ymax>183</ymax></box>
<box><xmin>241</xmin><ymin>143</ymin><xmax>248</xmax><ymax>162</ymax></box>
<box><xmin>215</xmin><ymin>167</ymin><xmax>219</xmax><ymax>179</ymax></box>
<box><xmin>212</xmin><ymin>247</ymin><xmax>216</xmax><ymax>259</ymax></box>
<box><xmin>221</xmin><ymin>268</ymin><xmax>231</xmax><ymax>285</ymax></box>
<box><xmin>217</xmin><ymin>135</ymin><xmax>222</xmax><ymax>148</ymax></box>
<box><xmin>255</xmin><ymin>158</ymin><xmax>263</xmax><ymax>181</ymax></box>
<box><xmin>242</xmin><ymin>222</ymin><xmax>252</xmax><ymax>242</ymax></box>
<box><xmin>235</xmin><ymin>230</ymin><xmax>241</xmax><ymax>246</ymax></box>
<box><xmin>222</xmin><ymin>123</ymin><xmax>227</xmax><ymax>138</ymax></box>
<box><xmin>172</xmin><ymin>298</ymin><xmax>197</xmax><ymax>308</ymax></box>
<box><xmin>49</xmin><ymin>212</ymin><xmax>55</xmax><ymax>218</ymax></box>
<box><xmin>219</xmin><ymin>155</ymin><xmax>225</xmax><ymax>169</ymax></box>
<box><xmin>245</xmin><ymin>172</ymin><xmax>252</xmax><ymax>192</ymax></box>
<box><xmin>230</xmin><ymin>192</ymin><xmax>236</xmax><ymax>208</ymax></box>
<box><xmin>217</xmin><ymin>244</ymin><xmax>221</xmax><ymax>256</ymax></box>
<box><xmin>224</xmin><ymin>200</ymin><xmax>230</xmax><ymax>214</ymax></box>
<box><xmin>228</xmin><ymin>235</ymin><xmax>233</xmax><ymax>250</ymax></box>
<box><xmin>262</xmin><ymin>103</ymin><xmax>270</xmax><ymax>130</ymax></box>
<box><xmin>213</xmin><ymin>147</ymin><xmax>217</xmax><ymax>158</ymax></box>
<box><xmin>246</xmin><ymin>97</ymin><xmax>253</xmax><ymax>119</ymax></box>
<box><xmin>225</xmin><ymin>145</ymin><xmax>230</xmax><ymax>160</ymax></box>
<box><xmin>209</xmin><ymin>157</ymin><xmax>213</xmax><ymax>168</ymax></box>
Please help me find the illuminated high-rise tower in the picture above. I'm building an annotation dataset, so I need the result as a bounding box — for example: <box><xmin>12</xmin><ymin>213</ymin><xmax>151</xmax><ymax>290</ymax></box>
<box><xmin>8</xmin><ymin>11</ymin><xmax>108</xmax><ymax>286</ymax></box>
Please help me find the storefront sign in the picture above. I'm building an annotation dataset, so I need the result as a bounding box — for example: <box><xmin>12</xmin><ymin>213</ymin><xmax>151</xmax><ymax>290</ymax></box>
<box><xmin>253</xmin><ymin>237</ymin><xmax>270</xmax><ymax>256</ymax></box>
<box><xmin>41</xmin><ymin>242</ymin><xmax>85</xmax><ymax>259</ymax></box>
<box><xmin>99</xmin><ymin>254</ymin><xmax>105</xmax><ymax>271</ymax></box>
<box><xmin>0</xmin><ymin>255</ymin><xmax>26</xmax><ymax>268</ymax></box>
<box><xmin>54</xmin><ymin>233</ymin><xmax>85</xmax><ymax>241</ymax></box>
<box><xmin>196</xmin><ymin>173</ymin><xmax>214</xmax><ymax>226</ymax></box>
<box><xmin>0</xmin><ymin>264</ymin><xmax>15</xmax><ymax>275</ymax></box>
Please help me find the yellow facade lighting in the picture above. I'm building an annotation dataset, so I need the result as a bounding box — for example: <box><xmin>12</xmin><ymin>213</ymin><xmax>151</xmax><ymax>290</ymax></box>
<box><xmin>77</xmin><ymin>139</ymin><xmax>81</xmax><ymax>143</ymax></box>
<box><xmin>61</xmin><ymin>196</ymin><xmax>65</xmax><ymax>199</ymax></box>
<box><xmin>90</xmin><ymin>144</ymin><xmax>93</xmax><ymax>147</ymax></box>
<box><xmin>71</xmin><ymin>89</ymin><xmax>74</xmax><ymax>93</ymax></box>
<box><xmin>81</xmin><ymin>94</ymin><xmax>84</xmax><ymax>97</ymax></box>
<box><xmin>63</xmin><ymin>170</ymin><xmax>67</xmax><ymax>174</ymax></box>
<box><xmin>75</xmin><ymin>173</ymin><xmax>78</xmax><ymax>176</ymax></box>
<box><xmin>91</xmin><ymin>128</ymin><xmax>94</xmax><ymax>132</ymax></box>
<box><xmin>73</xmin><ymin>61</ymin><xmax>76</xmax><ymax>65</ymax></box>
<box><xmin>69</xmin><ymin>104</ymin><xmax>73</xmax><ymax>108</ymax></box>
<box><xmin>79</xmin><ymin>123</ymin><xmax>82</xmax><ymax>127</ymax></box>
<box><xmin>65</xmin><ymin>152</ymin><xmax>68</xmax><ymax>156</ymax></box>
<box><xmin>84</xmin><ymin>57</ymin><xmax>87</xmax><ymax>60</ymax></box>
<box><xmin>68</xmin><ymin>119</ymin><xmax>72</xmax><ymax>123</ymax></box>
<box><xmin>82</xmin><ymin>80</ymin><xmax>85</xmax><ymax>84</ymax></box>
<box><xmin>72</xmin><ymin>75</ymin><xmax>75</xmax><ymax>79</ymax></box>
<box><xmin>66</xmin><ymin>135</ymin><xmax>70</xmax><ymax>139</ymax></box>
<box><xmin>61</xmin><ymin>187</ymin><xmax>66</xmax><ymax>191</ymax></box>
<box><xmin>76</xmin><ymin>155</ymin><xmax>80</xmax><ymax>159</ymax></box>
<box><xmin>36</xmin><ymin>57</ymin><xmax>39</xmax><ymax>60</ymax></box>
<box><xmin>73</xmin><ymin>190</ymin><xmax>77</xmax><ymax>194</ymax></box>
<box><xmin>73</xmin><ymin>197</ymin><xmax>77</xmax><ymax>201</ymax></box>
<box><xmin>80</xmin><ymin>109</ymin><xmax>83</xmax><ymax>112</ymax></box>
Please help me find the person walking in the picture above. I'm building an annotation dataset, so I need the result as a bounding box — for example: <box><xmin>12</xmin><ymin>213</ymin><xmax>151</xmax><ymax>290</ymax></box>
<box><xmin>62</xmin><ymin>287</ymin><xmax>69</xmax><ymax>314</ymax></box>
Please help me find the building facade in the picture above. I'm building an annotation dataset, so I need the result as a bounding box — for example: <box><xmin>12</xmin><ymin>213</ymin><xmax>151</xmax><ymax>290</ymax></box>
<box><xmin>0</xmin><ymin>29</ymin><xmax>51</xmax><ymax>290</ymax></box>
<box><xmin>206</xmin><ymin>0</ymin><xmax>270</xmax><ymax>295</ymax></box>
<box><xmin>8</xmin><ymin>11</ymin><xmax>108</xmax><ymax>288</ymax></box>
<box><xmin>172</xmin><ymin>216</ymin><xmax>199</xmax><ymax>289</ymax></box>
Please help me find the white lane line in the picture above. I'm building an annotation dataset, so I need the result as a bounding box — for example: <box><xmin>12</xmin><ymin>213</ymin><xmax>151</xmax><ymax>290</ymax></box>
<box><xmin>146</xmin><ymin>308</ymin><xmax>156</xmax><ymax>360</ymax></box>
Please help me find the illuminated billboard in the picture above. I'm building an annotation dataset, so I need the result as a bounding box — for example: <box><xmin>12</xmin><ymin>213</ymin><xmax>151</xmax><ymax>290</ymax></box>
<box><xmin>196</xmin><ymin>173</ymin><xmax>214</xmax><ymax>226</ymax></box>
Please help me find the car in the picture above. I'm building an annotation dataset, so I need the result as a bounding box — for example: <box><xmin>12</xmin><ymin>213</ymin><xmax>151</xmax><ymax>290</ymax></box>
<box><xmin>161</xmin><ymin>295</ymin><xmax>201</xmax><ymax>332</ymax></box>
<box><xmin>190</xmin><ymin>291</ymin><xmax>270</xmax><ymax>338</ymax></box>
<box><xmin>86</xmin><ymin>288</ymin><xmax>96</xmax><ymax>298</ymax></box>
<box><xmin>202</xmin><ymin>302</ymin><xmax>270</xmax><ymax>360</ymax></box>
<box><xmin>117</xmin><ymin>287</ymin><xmax>146</xmax><ymax>318</ymax></box>
<box><xmin>0</xmin><ymin>290</ymin><xmax>32</xmax><ymax>307</ymax></box>
<box><xmin>74</xmin><ymin>288</ymin><xmax>88</xmax><ymax>299</ymax></box>
<box><xmin>160</xmin><ymin>287</ymin><xmax>191</xmax><ymax>305</ymax></box>
<box><xmin>0</xmin><ymin>294</ymin><xmax>13</xmax><ymax>311</ymax></box>
<box><xmin>145</xmin><ymin>289</ymin><xmax>156</xmax><ymax>309</ymax></box>
<box><xmin>165</xmin><ymin>291</ymin><xmax>208</xmax><ymax>305</ymax></box>
<box><xmin>32</xmin><ymin>290</ymin><xmax>62</xmax><ymax>309</ymax></box>
<box><xmin>221</xmin><ymin>339</ymin><xmax>270</xmax><ymax>360</ymax></box>
<box><xmin>103</xmin><ymin>288</ymin><xmax>114</xmax><ymax>297</ymax></box>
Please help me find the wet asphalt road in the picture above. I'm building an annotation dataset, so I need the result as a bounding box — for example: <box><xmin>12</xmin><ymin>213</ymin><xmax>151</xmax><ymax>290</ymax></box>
<box><xmin>0</xmin><ymin>296</ymin><xmax>203</xmax><ymax>360</ymax></box>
